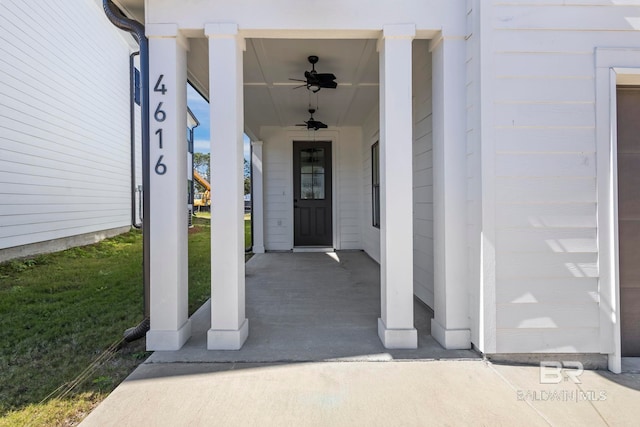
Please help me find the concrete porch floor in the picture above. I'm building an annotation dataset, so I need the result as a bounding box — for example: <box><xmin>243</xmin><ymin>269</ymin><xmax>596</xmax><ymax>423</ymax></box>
<box><xmin>81</xmin><ymin>252</ymin><xmax>640</xmax><ymax>426</ymax></box>
<box><xmin>149</xmin><ymin>251</ymin><xmax>478</xmax><ymax>363</ymax></box>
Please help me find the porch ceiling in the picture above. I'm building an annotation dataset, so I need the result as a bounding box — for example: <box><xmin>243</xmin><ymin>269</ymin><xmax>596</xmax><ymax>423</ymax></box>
<box><xmin>191</xmin><ymin>38</ymin><xmax>380</xmax><ymax>136</ymax></box>
<box><xmin>111</xmin><ymin>1</ymin><xmax>380</xmax><ymax>136</ymax></box>
<box><xmin>245</xmin><ymin>38</ymin><xmax>379</xmax><ymax>132</ymax></box>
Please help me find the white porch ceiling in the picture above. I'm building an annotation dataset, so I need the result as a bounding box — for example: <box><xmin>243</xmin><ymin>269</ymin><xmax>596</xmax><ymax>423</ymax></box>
<box><xmin>111</xmin><ymin>0</ymin><xmax>380</xmax><ymax>136</ymax></box>
<box><xmin>245</xmin><ymin>38</ymin><xmax>379</xmax><ymax>132</ymax></box>
<box><xmin>190</xmin><ymin>38</ymin><xmax>379</xmax><ymax>137</ymax></box>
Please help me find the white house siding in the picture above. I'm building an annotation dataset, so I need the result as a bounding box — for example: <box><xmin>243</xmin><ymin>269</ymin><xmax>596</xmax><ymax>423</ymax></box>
<box><xmin>361</xmin><ymin>107</ymin><xmax>380</xmax><ymax>263</ymax></box>
<box><xmin>260</xmin><ymin>127</ymin><xmax>291</xmax><ymax>251</ymax></box>
<box><xmin>0</xmin><ymin>0</ymin><xmax>134</xmax><ymax>253</ymax></box>
<box><xmin>412</xmin><ymin>40</ymin><xmax>434</xmax><ymax>308</ymax></box>
<box><xmin>336</xmin><ymin>128</ymin><xmax>364</xmax><ymax>250</ymax></box>
<box><xmin>260</xmin><ymin>127</ymin><xmax>363</xmax><ymax>251</ymax></box>
<box><xmin>484</xmin><ymin>2</ymin><xmax>640</xmax><ymax>353</ymax></box>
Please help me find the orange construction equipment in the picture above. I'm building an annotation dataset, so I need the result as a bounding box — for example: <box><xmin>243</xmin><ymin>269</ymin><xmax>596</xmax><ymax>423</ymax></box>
<box><xmin>193</xmin><ymin>170</ymin><xmax>211</xmax><ymax>209</ymax></box>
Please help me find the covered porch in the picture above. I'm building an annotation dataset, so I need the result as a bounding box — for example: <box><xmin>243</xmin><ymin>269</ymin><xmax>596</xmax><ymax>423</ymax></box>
<box><xmin>119</xmin><ymin>0</ymin><xmax>475</xmax><ymax>354</ymax></box>
<box><xmin>149</xmin><ymin>252</ymin><xmax>478</xmax><ymax>363</ymax></box>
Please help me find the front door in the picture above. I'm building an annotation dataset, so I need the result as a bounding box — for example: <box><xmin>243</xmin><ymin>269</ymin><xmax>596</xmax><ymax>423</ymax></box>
<box><xmin>293</xmin><ymin>141</ymin><xmax>332</xmax><ymax>246</ymax></box>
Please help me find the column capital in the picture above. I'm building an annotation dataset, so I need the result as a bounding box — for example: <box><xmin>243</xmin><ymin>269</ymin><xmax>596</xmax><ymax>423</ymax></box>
<box><xmin>204</xmin><ymin>22</ymin><xmax>238</xmax><ymax>37</ymax></box>
<box><xmin>251</xmin><ymin>140</ymin><xmax>263</xmax><ymax>147</ymax></box>
<box><xmin>146</xmin><ymin>24</ymin><xmax>188</xmax><ymax>50</ymax></box>
<box><xmin>378</xmin><ymin>24</ymin><xmax>415</xmax><ymax>52</ymax></box>
<box><xmin>382</xmin><ymin>24</ymin><xmax>416</xmax><ymax>40</ymax></box>
<box><xmin>146</xmin><ymin>23</ymin><xmax>178</xmax><ymax>37</ymax></box>
<box><xmin>204</xmin><ymin>23</ymin><xmax>246</xmax><ymax>51</ymax></box>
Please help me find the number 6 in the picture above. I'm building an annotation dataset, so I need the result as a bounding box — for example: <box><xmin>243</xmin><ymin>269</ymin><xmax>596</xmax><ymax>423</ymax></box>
<box><xmin>154</xmin><ymin>103</ymin><xmax>166</xmax><ymax>122</ymax></box>
<box><xmin>155</xmin><ymin>156</ymin><xmax>167</xmax><ymax>175</ymax></box>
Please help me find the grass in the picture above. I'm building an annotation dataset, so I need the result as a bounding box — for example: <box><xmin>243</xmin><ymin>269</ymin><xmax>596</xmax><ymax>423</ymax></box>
<box><xmin>193</xmin><ymin>211</ymin><xmax>253</xmax><ymax>249</ymax></box>
<box><xmin>0</xmin><ymin>215</ymin><xmax>219</xmax><ymax>426</ymax></box>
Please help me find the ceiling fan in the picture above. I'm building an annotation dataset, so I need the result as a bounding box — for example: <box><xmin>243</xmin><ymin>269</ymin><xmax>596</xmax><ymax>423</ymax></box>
<box><xmin>290</xmin><ymin>55</ymin><xmax>337</xmax><ymax>93</ymax></box>
<box><xmin>296</xmin><ymin>108</ymin><xmax>328</xmax><ymax>131</ymax></box>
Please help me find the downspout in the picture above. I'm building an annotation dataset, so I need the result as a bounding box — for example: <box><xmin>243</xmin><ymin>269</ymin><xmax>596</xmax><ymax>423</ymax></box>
<box><xmin>103</xmin><ymin>0</ymin><xmax>150</xmax><ymax>341</ymax></box>
<box><xmin>130</xmin><ymin>51</ymin><xmax>142</xmax><ymax>230</ymax></box>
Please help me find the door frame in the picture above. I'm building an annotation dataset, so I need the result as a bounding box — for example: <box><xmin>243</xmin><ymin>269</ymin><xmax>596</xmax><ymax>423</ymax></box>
<box><xmin>287</xmin><ymin>135</ymin><xmax>339</xmax><ymax>250</ymax></box>
<box><xmin>293</xmin><ymin>140</ymin><xmax>334</xmax><ymax>247</ymax></box>
<box><xmin>595</xmin><ymin>48</ymin><xmax>640</xmax><ymax>373</ymax></box>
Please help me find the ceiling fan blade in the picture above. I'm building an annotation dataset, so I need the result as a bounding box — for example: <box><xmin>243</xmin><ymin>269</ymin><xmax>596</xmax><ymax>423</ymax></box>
<box><xmin>308</xmin><ymin>120</ymin><xmax>327</xmax><ymax>129</ymax></box>
<box><xmin>315</xmin><ymin>73</ymin><xmax>336</xmax><ymax>81</ymax></box>
<box><xmin>319</xmin><ymin>81</ymin><xmax>337</xmax><ymax>89</ymax></box>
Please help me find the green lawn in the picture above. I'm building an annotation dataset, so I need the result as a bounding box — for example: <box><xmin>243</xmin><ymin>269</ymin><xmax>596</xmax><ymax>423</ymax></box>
<box><xmin>0</xmin><ymin>216</ymin><xmax>222</xmax><ymax>425</ymax></box>
<box><xmin>193</xmin><ymin>211</ymin><xmax>253</xmax><ymax>249</ymax></box>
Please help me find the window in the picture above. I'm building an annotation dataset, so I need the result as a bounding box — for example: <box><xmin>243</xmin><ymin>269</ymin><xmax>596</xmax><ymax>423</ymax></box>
<box><xmin>300</xmin><ymin>148</ymin><xmax>326</xmax><ymax>200</ymax></box>
<box><xmin>372</xmin><ymin>141</ymin><xmax>380</xmax><ymax>228</ymax></box>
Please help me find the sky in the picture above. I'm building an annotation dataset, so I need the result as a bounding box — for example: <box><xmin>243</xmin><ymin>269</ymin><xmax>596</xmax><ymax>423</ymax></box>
<box><xmin>187</xmin><ymin>84</ymin><xmax>251</xmax><ymax>159</ymax></box>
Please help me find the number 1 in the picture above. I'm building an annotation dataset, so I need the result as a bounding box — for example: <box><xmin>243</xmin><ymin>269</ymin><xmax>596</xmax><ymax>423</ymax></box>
<box><xmin>155</xmin><ymin>128</ymin><xmax>163</xmax><ymax>148</ymax></box>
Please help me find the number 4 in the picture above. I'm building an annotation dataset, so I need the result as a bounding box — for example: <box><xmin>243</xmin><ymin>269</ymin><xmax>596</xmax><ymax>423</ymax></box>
<box><xmin>154</xmin><ymin>75</ymin><xmax>167</xmax><ymax>95</ymax></box>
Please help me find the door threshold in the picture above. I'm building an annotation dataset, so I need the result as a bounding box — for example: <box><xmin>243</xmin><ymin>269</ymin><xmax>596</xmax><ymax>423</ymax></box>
<box><xmin>293</xmin><ymin>247</ymin><xmax>335</xmax><ymax>253</ymax></box>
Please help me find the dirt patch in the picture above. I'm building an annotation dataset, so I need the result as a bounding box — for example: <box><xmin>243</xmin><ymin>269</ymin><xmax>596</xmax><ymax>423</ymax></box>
<box><xmin>188</xmin><ymin>226</ymin><xmax>204</xmax><ymax>235</ymax></box>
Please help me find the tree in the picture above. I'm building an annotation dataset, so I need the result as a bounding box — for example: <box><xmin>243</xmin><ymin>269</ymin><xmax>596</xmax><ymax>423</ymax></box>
<box><xmin>244</xmin><ymin>158</ymin><xmax>251</xmax><ymax>195</ymax></box>
<box><xmin>193</xmin><ymin>152</ymin><xmax>210</xmax><ymax>192</ymax></box>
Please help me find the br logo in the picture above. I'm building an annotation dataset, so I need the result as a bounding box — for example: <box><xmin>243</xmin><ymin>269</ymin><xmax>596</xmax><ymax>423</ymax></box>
<box><xmin>539</xmin><ymin>361</ymin><xmax>584</xmax><ymax>384</ymax></box>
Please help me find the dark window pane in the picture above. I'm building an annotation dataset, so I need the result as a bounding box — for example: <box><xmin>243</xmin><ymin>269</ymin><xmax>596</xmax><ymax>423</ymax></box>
<box><xmin>300</xmin><ymin>147</ymin><xmax>326</xmax><ymax>200</ymax></box>
<box><xmin>372</xmin><ymin>142</ymin><xmax>380</xmax><ymax>228</ymax></box>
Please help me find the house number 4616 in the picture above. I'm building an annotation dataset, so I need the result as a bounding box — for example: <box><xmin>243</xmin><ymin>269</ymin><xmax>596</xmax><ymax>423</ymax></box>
<box><xmin>154</xmin><ymin>74</ymin><xmax>167</xmax><ymax>175</ymax></box>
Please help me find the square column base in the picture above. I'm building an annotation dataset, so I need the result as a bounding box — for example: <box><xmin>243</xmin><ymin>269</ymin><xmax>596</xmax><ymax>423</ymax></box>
<box><xmin>377</xmin><ymin>318</ymin><xmax>418</xmax><ymax>349</ymax></box>
<box><xmin>252</xmin><ymin>245</ymin><xmax>265</xmax><ymax>254</ymax></box>
<box><xmin>431</xmin><ymin>319</ymin><xmax>471</xmax><ymax>350</ymax></box>
<box><xmin>208</xmin><ymin>318</ymin><xmax>249</xmax><ymax>350</ymax></box>
<box><xmin>146</xmin><ymin>319</ymin><xmax>192</xmax><ymax>351</ymax></box>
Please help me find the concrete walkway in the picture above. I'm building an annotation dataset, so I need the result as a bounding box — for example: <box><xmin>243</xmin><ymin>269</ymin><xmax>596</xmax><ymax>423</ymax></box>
<box><xmin>81</xmin><ymin>252</ymin><xmax>640</xmax><ymax>426</ymax></box>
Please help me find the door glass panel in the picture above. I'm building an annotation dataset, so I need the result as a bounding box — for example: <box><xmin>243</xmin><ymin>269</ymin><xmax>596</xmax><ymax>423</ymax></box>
<box><xmin>299</xmin><ymin>148</ymin><xmax>325</xmax><ymax>200</ymax></box>
<box><xmin>313</xmin><ymin>174</ymin><xmax>325</xmax><ymax>199</ymax></box>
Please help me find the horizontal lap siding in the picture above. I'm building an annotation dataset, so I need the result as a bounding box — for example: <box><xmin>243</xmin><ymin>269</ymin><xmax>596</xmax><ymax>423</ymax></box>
<box><xmin>262</xmin><ymin>132</ymin><xmax>291</xmax><ymax>250</ymax></box>
<box><xmin>487</xmin><ymin>1</ymin><xmax>636</xmax><ymax>352</ymax></box>
<box><xmin>337</xmin><ymin>129</ymin><xmax>363</xmax><ymax>250</ymax></box>
<box><xmin>361</xmin><ymin>108</ymin><xmax>380</xmax><ymax>263</ymax></box>
<box><xmin>412</xmin><ymin>41</ymin><xmax>434</xmax><ymax>308</ymax></box>
<box><xmin>0</xmin><ymin>0</ymin><xmax>133</xmax><ymax>249</ymax></box>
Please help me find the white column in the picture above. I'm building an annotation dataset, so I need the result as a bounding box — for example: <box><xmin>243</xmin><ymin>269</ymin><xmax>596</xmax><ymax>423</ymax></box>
<box><xmin>430</xmin><ymin>36</ymin><xmax>471</xmax><ymax>349</ymax></box>
<box><xmin>145</xmin><ymin>24</ymin><xmax>191</xmax><ymax>350</ymax></box>
<box><xmin>205</xmin><ymin>23</ymin><xmax>249</xmax><ymax>350</ymax></box>
<box><xmin>251</xmin><ymin>140</ymin><xmax>265</xmax><ymax>253</ymax></box>
<box><xmin>377</xmin><ymin>24</ymin><xmax>418</xmax><ymax>349</ymax></box>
